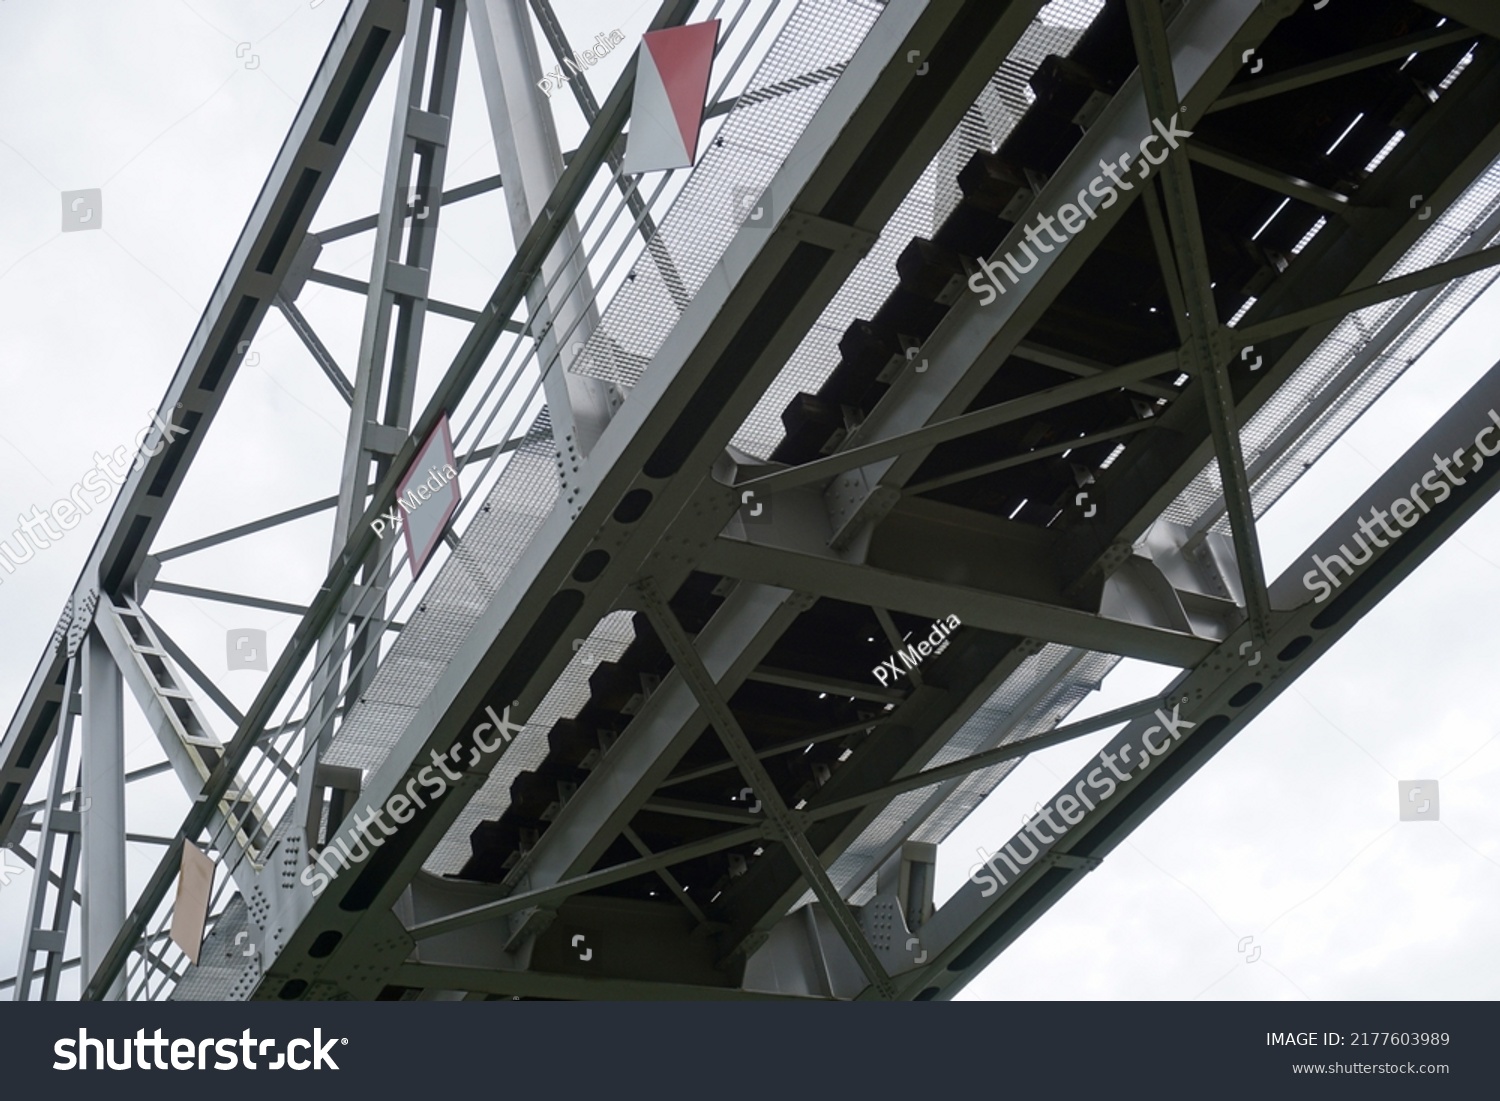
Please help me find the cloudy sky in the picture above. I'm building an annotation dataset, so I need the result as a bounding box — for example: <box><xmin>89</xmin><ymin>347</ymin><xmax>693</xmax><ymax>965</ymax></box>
<box><xmin>1</xmin><ymin>0</ymin><xmax>1496</xmax><ymax>1001</ymax></box>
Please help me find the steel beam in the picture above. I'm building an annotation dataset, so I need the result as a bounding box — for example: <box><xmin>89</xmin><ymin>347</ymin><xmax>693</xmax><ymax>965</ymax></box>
<box><xmin>303</xmin><ymin>0</ymin><xmax>471</xmax><ymax>847</ymax></box>
<box><xmin>275</xmin><ymin>293</ymin><xmax>354</xmax><ymax>404</ymax></box>
<box><xmin>390</xmin><ymin>962</ymin><xmax>811</xmax><ymax>1000</ymax></box>
<box><xmin>80</xmin><ymin>627</ymin><xmax>126</xmax><ymax>1001</ymax></box>
<box><xmin>1237</xmin><ymin>244</ymin><xmax>1500</xmax><ymax>346</ymax></box>
<box><xmin>1418</xmin><ymin>0</ymin><xmax>1500</xmax><ymax>40</ymax></box>
<box><xmin>703</xmin><ymin>537</ymin><xmax>1217</xmax><ymax>666</ymax></box>
<box><xmin>407</xmin><ymin>825</ymin><xmax>767</xmax><ymax>941</ymax></box>
<box><xmin>150</xmin><ymin>581</ymin><xmax>309</xmax><ymax>617</ymax></box>
<box><xmin>1186</xmin><ymin>143</ymin><xmax>1351</xmax><ymax>213</ymax></box>
<box><xmin>154</xmin><ymin>496</ymin><xmax>338</xmax><ymax>561</ymax></box>
<box><xmin>1014</xmin><ymin>342</ymin><xmax>1180</xmax><ymax>401</ymax></box>
<box><xmin>905</xmin><ymin>420</ymin><xmax>1153</xmax><ymax>496</ymax></box>
<box><xmin>804</xmin><ymin>693</ymin><xmax>1168</xmax><ymax>822</ymax></box>
<box><xmin>13</xmin><ymin>657</ymin><xmax>81</xmax><ymax>1001</ymax></box>
<box><xmin>739</xmin><ymin>352</ymin><xmax>1179</xmax><ymax>497</ymax></box>
<box><xmin>314</xmin><ymin>173</ymin><xmax>504</xmax><ymax>243</ymax></box>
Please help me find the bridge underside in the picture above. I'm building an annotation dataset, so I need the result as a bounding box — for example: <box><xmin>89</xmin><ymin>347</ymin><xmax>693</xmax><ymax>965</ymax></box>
<box><xmin>4</xmin><ymin>0</ymin><xmax>1499</xmax><ymax>1002</ymax></box>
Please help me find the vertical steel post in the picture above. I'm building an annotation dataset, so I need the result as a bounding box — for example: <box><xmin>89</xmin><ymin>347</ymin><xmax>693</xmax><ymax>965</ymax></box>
<box><xmin>468</xmin><ymin>0</ymin><xmax>621</xmax><ymax>474</ymax></box>
<box><xmin>80</xmin><ymin>626</ymin><xmax>126</xmax><ymax>1000</ymax></box>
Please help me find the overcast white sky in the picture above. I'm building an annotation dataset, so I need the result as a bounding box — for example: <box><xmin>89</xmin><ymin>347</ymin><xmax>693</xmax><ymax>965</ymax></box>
<box><xmin>1</xmin><ymin>0</ymin><xmax>1497</xmax><ymax>1001</ymax></box>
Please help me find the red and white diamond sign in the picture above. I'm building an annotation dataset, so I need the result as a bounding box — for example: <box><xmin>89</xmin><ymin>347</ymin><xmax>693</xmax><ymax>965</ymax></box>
<box><xmin>623</xmin><ymin>21</ymin><xmax>720</xmax><ymax>174</ymax></box>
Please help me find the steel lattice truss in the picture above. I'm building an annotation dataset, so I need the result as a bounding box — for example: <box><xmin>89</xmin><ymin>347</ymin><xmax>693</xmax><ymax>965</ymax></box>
<box><xmin>3</xmin><ymin>0</ymin><xmax>1500</xmax><ymax>1001</ymax></box>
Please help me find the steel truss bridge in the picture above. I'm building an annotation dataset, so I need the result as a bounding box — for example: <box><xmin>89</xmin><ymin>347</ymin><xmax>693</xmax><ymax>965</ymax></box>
<box><xmin>4</xmin><ymin>0</ymin><xmax>1500</xmax><ymax>1001</ymax></box>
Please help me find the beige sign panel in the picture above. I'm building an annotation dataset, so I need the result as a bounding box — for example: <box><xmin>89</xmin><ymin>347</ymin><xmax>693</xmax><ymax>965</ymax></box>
<box><xmin>169</xmin><ymin>842</ymin><xmax>216</xmax><ymax>966</ymax></box>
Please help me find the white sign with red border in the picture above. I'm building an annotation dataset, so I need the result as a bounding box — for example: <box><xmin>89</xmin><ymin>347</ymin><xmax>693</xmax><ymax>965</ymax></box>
<box><xmin>396</xmin><ymin>414</ymin><xmax>461</xmax><ymax>578</ymax></box>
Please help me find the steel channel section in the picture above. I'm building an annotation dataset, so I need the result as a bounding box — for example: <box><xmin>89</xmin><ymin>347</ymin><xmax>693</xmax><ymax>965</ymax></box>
<box><xmin>901</xmin><ymin>353</ymin><xmax>1500</xmax><ymax>999</ymax></box>
<box><xmin>251</xmin><ymin>0</ymin><xmax>1054</xmax><ymax>999</ymax></box>
<box><xmin>0</xmin><ymin>0</ymin><xmax>409</xmax><ymax>863</ymax></box>
<box><xmin>92</xmin><ymin>602</ymin><xmax>264</xmax><ymax>896</ymax></box>
<box><xmin>332</xmin><ymin>0</ymin><xmax>463</xmax><ymax>546</ymax></box>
